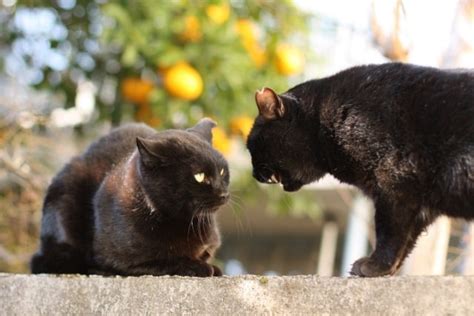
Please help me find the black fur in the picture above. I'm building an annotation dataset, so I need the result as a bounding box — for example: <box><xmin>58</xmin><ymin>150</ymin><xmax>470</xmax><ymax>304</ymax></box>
<box><xmin>31</xmin><ymin>118</ymin><xmax>229</xmax><ymax>277</ymax></box>
<box><xmin>247</xmin><ymin>62</ymin><xmax>474</xmax><ymax>277</ymax></box>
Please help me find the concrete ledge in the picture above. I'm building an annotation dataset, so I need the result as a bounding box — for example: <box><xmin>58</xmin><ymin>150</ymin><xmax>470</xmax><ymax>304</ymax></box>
<box><xmin>1</xmin><ymin>273</ymin><xmax>473</xmax><ymax>315</ymax></box>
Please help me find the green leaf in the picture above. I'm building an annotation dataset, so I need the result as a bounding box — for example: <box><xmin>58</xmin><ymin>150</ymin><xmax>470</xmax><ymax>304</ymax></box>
<box><xmin>158</xmin><ymin>48</ymin><xmax>186</xmax><ymax>66</ymax></box>
<box><xmin>121</xmin><ymin>45</ymin><xmax>138</xmax><ymax>66</ymax></box>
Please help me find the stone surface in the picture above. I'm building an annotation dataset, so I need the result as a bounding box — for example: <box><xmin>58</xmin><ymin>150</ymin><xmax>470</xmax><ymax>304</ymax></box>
<box><xmin>0</xmin><ymin>273</ymin><xmax>473</xmax><ymax>315</ymax></box>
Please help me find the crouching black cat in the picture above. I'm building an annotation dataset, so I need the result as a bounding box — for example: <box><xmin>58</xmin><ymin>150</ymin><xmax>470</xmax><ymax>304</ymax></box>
<box><xmin>31</xmin><ymin>118</ymin><xmax>229</xmax><ymax>276</ymax></box>
<box><xmin>247</xmin><ymin>62</ymin><xmax>474</xmax><ymax>277</ymax></box>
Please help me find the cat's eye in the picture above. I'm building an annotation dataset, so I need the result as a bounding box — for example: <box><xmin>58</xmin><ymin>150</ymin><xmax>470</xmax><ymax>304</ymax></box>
<box><xmin>194</xmin><ymin>173</ymin><xmax>205</xmax><ymax>183</ymax></box>
<box><xmin>220</xmin><ymin>168</ymin><xmax>225</xmax><ymax>176</ymax></box>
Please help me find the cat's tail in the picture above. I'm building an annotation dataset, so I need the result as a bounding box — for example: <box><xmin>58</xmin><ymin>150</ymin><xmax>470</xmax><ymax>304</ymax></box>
<box><xmin>30</xmin><ymin>237</ymin><xmax>88</xmax><ymax>274</ymax></box>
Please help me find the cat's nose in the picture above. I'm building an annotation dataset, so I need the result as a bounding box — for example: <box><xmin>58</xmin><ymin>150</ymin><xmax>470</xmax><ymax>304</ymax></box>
<box><xmin>219</xmin><ymin>192</ymin><xmax>230</xmax><ymax>202</ymax></box>
<box><xmin>253</xmin><ymin>170</ymin><xmax>268</xmax><ymax>183</ymax></box>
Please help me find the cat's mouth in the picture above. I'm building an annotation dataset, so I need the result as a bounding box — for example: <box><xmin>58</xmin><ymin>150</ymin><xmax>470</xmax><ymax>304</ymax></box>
<box><xmin>196</xmin><ymin>193</ymin><xmax>230</xmax><ymax>214</ymax></box>
<box><xmin>266</xmin><ymin>173</ymin><xmax>281</xmax><ymax>184</ymax></box>
<box><xmin>278</xmin><ymin>174</ymin><xmax>305</xmax><ymax>192</ymax></box>
<box><xmin>254</xmin><ymin>168</ymin><xmax>304</xmax><ymax>192</ymax></box>
<box><xmin>281</xmin><ymin>180</ymin><xmax>304</xmax><ymax>192</ymax></box>
<box><xmin>269</xmin><ymin>172</ymin><xmax>303</xmax><ymax>192</ymax></box>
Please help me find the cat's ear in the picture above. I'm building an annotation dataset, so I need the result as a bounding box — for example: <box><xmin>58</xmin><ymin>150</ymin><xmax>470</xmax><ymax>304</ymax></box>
<box><xmin>136</xmin><ymin>137</ymin><xmax>162</xmax><ymax>166</ymax></box>
<box><xmin>187</xmin><ymin>117</ymin><xmax>216</xmax><ymax>144</ymax></box>
<box><xmin>255</xmin><ymin>87</ymin><xmax>285</xmax><ymax>120</ymax></box>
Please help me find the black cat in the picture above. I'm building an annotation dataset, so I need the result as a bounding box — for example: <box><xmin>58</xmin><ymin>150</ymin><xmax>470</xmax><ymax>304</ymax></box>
<box><xmin>247</xmin><ymin>62</ymin><xmax>474</xmax><ymax>277</ymax></box>
<box><xmin>31</xmin><ymin>118</ymin><xmax>229</xmax><ymax>277</ymax></box>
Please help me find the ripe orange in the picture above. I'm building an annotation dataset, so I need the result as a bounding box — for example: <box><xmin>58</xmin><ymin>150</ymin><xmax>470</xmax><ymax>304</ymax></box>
<box><xmin>274</xmin><ymin>44</ymin><xmax>305</xmax><ymax>76</ymax></box>
<box><xmin>121</xmin><ymin>78</ymin><xmax>154</xmax><ymax>104</ymax></box>
<box><xmin>247</xmin><ymin>43</ymin><xmax>266</xmax><ymax>67</ymax></box>
<box><xmin>134</xmin><ymin>102</ymin><xmax>151</xmax><ymax>121</ymax></box>
<box><xmin>180</xmin><ymin>15</ymin><xmax>202</xmax><ymax>42</ymax></box>
<box><xmin>163</xmin><ymin>62</ymin><xmax>203</xmax><ymax>101</ymax></box>
<box><xmin>235</xmin><ymin>19</ymin><xmax>266</xmax><ymax>67</ymax></box>
<box><xmin>134</xmin><ymin>103</ymin><xmax>161</xmax><ymax>127</ymax></box>
<box><xmin>206</xmin><ymin>3</ymin><xmax>230</xmax><ymax>24</ymax></box>
<box><xmin>235</xmin><ymin>19</ymin><xmax>256</xmax><ymax>43</ymax></box>
<box><xmin>212</xmin><ymin>127</ymin><xmax>231</xmax><ymax>155</ymax></box>
<box><xmin>230</xmin><ymin>116</ymin><xmax>254</xmax><ymax>140</ymax></box>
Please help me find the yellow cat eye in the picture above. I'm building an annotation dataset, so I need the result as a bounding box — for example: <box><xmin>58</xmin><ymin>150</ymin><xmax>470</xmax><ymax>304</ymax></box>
<box><xmin>194</xmin><ymin>173</ymin><xmax>205</xmax><ymax>183</ymax></box>
<box><xmin>220</xmin><ymin>168</ymin><xmax>225</xmax><ymax>176</ymax></box>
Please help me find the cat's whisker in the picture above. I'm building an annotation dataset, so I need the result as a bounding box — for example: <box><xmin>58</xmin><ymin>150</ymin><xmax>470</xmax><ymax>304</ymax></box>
<box><xmin>229</xmin><ymin>200</ymin><xmax>243</xmax><ymax>210</ymax></box>
<box><xmin>187</xmin><ymin>214</ymin><xmax>195</xmax><ymax>239</ymax></box>
<box><xmin>196</xmin><ymin>205</ymin><xmax>206</xmax><ymax>246</ymax></box>
<box><xmin>227</xmin><ymin>194</ymin><xmax>252</xmax><ymax>235</ymax></box>
<box><xmin>205</xmin><ymin>213</ymin><xmax>212</xmax><ymax>235</ymax></box>
<box><xmin>188</xmin><ymin>202</ymin><xmax>203</xmax><ymax>239</ymax></box>
<box><xmin>229</xmin><ymin>192</ymin><xmax>244</xmax><ymax>203</ymax></box>
<box><xmin>200</xmin><ymin>214</ymin><xmax>208</xmax><ymax>245</ymax></box>
<box><xmin>228</xmin><ymin>203</ymin><xmax>245</xmax><ymax>235</ymax></box>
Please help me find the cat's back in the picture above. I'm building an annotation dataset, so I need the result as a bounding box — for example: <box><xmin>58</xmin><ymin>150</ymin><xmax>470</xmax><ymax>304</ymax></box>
<box><xmin>44</xmin><ymin>123</ymin><xmax>156</xmax><ymax>209</ymax></box>
<box><xmin>81</xmin><ymin>123</ymin><xmax>156</xmax><ymax>170</ymax></box>
<box><xmin>330</xmin><ymin>63</ymin><xmax>474</xmax><ymax>143</ymax></box>
<box><xmin>40</xmin><ymin>123</ymin><xmax>157</xmax><ymax>246</ymax></box>
<box><xmin>333</xmin><ymin>62</ymin><xmax>474</xmax><ymax>98</ymax></box>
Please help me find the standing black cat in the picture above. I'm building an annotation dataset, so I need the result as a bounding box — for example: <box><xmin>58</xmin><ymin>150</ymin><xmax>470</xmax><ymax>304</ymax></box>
<box><xmin>247</xmin><ymin>62</ymin><xmax>474</xmax><ymax>277</ymax></box>
<box><xmin>31</xmin><ymin>118</ymin><xmax>229</xmax><ymax>276</ymax></box>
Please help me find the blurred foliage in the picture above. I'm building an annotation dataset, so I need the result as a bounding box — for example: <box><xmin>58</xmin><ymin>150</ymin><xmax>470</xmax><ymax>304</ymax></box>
<box><xmin>0</xmin><ymin>103</ymin><xmax>106</xmax><ymax>272</ymax></box>
<box><xmin>2</xmin><ymin>0</ymin><xmax>311</xmax><ymax>130</ymax></box>
<box><xmin>0</xmin><ymin>123</ymin><xmax>50</xmax><ymax>272</ymax></box>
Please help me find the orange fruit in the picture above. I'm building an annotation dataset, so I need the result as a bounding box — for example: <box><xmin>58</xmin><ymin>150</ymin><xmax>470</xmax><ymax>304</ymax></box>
<box><xmin>247</xmin><ymin>43</ymin><xmax>266</xmax><ymax>67</ymax></box>
<box><xmin>157</xmin><ymin>64</ymin><xmax>169</xmax><ymax>75</ymax></box>
<box><xmin>230</xmin><ymin>116</ymin><xmax>254</xmax><ymax>140</ymax></box>
<box><xmin>274</xmin><ymin>44</ymin><xmax>305</xmax><ymax>76</ymax></box>
<box><xmin>206</xmin><ymin>3</ymin><xmax>230</xmax><ymax>24</ymax></box>
<box><xmin>235</xmin><ymin>19</ymin><xmax>266</xmax><ymax>67</ymax></box>
<box><xmin>121</xmin><ymin>78</ymin><xmax>154</xmax><ymax>104</ymax></box>
<box><xmin>163</xmin><ymin>62</ymin><xmax>203</xmax><ymax>101</ymax></box>
<box><xmin>146</xmin><ymin>117</ymin><xmax>161</xmax><ymax>127</ymax></box>
<box><xmin>212</xmin><ymin>127</ymin><xmax>231</xmax><ymax>155</ymax></box>
<box><xmin>235</xmin><ymin>19</ymin><xmax>256</xmax><ymax>43</ymax></box>
<box><xmin>180</xmin><ymin>15</ymin><xmax>202</xmax><ymax>42</ymax></box>
<box><xmin>134</xmin><ymin>103</ymin><xmax>161</xmax><ymax>127</ymax></box>
<box><xmin>134</xmin><ymin>102</ymin><xmax>151</xmax><ymax>121</ymax></box>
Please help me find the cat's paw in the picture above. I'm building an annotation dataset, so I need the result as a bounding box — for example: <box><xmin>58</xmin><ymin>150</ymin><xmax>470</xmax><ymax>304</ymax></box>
<box><xmin>177</xmin><ymin>261</ymin><xmax>214</xmax><ymax>277</ymax></box>
<box><xmin>350</xmin><ymin>257</ymin><xmax>395</xmax><ymax>277</ymax></box>
<box><xmin>211</xmin><ymin>264</ymin><xmax>223</xmax><ymax>277</ymax></box>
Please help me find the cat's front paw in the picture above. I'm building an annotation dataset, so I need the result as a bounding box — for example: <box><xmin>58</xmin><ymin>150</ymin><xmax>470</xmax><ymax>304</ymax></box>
<box><xmin>211</xmin><ymin>264</ymin><xmax>223</xmax><ymax>277</ymax></box>
<box><xmin>180</xmin><ymin>262</ymin><xmax>214</xmax><ymax>277</ymax></box>
<box><xmin>187</xmin><ymin>263</ymin><xmax>222</xmax><ymax>277</ymax></box>
<box><xmin>350</xmin><ymin>257</ymin><xmax>395</xmax><ymax>277</ymax></box>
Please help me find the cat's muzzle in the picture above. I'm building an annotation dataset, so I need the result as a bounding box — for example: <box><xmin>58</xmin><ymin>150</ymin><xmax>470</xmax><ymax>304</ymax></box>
<box><xmin>218</xmin><ymin>192</ymin><xmax>230</xmax><ymax>204</ymax></box>
<box><xmin>253</xmin><ymin>168</ymin><xmax>280</xmax><ymax>184</ymax></box>
<box><xmin>281</xmin><ymin>180</ymin><xmax>303</xmax><ymax>192</ymax></box>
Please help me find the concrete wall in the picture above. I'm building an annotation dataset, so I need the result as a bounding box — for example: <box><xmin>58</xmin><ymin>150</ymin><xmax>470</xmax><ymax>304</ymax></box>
<box><xmin>1</xmin><ymin>273</ymin><xmax>473</xmax><ymax>315</ymax></box>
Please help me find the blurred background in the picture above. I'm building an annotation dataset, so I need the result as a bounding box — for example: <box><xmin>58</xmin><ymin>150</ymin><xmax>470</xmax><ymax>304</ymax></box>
<box><xmin>0</xmin><ymin>0</ymin><xmax>473</xmax><ymax>276</ymax></box>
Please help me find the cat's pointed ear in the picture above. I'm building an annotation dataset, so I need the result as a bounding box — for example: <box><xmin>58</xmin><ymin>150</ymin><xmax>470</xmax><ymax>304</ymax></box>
<box><xmin>255</xmin><ymin>87</ymin><xmax>285</xmax><ymax>120</ymax></box>
<box><xmin>187</xmin><ymin>117</ymin><xmax>216</xmax><ymax>144</ymax></box>
<box><xmin>136</xmin><ymin>137</ymin><xmax>161</xmax><ymax>166</ymax></box>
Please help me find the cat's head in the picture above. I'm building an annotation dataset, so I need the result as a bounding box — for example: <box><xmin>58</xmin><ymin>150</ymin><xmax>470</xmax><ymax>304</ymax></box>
<box><xmin>246</xmin><ymin>87</ymin><xmax>326</xmax><ymax>192</ymax></box>
<box><xmin>136</xmin><ymin>118</ymin><xmax>230</xmax><ymax>219</ymax></box>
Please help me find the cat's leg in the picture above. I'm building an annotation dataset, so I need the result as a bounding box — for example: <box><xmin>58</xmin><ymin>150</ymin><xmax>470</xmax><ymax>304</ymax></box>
<box><xmin>350</xmin><ymin>196</ymin><xmax>424</xmax><ymax>277</ymax></box>
<box><xmin>124</xmin><ymin>257</ymin><xmax>220</xmax><ymax>277</ymax></box>
<box><xmin>31</xmin><ymin>236</ymin><xmax>88</xmax><ymax>274</ymax></box>
<box><xmin>210</xmin><ymin>264</ymin><xmax>223</xmax><ymax>276</ymax></box>
<box><xmin>31</xmin><ymin>172</ymin><xmax>94</xmax><ymax>274</ymax></box>
<box><xmin>393</xmin><ymin>209</ymin><xmax>436</xmax><ymax>271</ymax></box>
<box><xmin>199</xmin><ymin>248</ymin><xmax>223</xmax><ymax>276</ymax></box>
